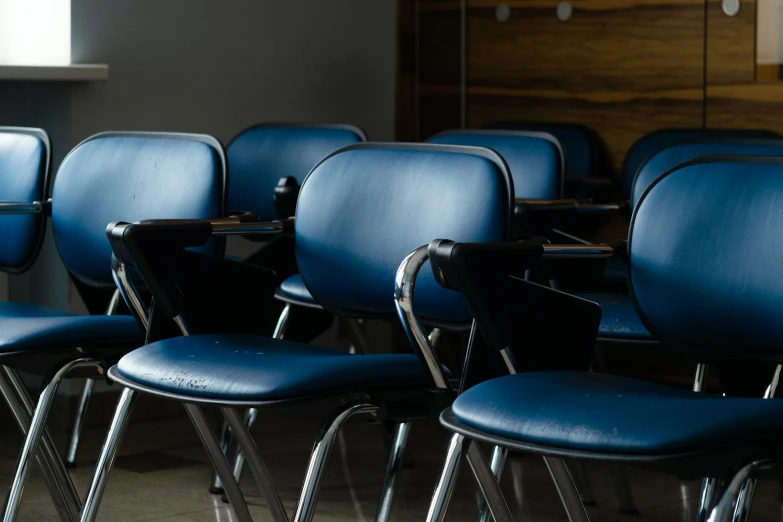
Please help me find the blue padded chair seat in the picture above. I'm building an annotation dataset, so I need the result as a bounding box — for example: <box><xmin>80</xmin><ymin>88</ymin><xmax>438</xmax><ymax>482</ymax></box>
<box><xmin>277</xmin><ymin>274</ymin><xmax>317</xmax><ymax>306</ymax></box>
<box><xmin>451</xmin><ymin>371</ymin><xmax>783</xmax><ymax>455</ymax></box>
<box><xmin>116</xmin><ymin>334</ymin><xmax>433</xmax><ymax>401</ymax></box>
<box><xmin>0</xmin><ymin>302</ymin><xmax>143</xmax><ymax>353</ymax></box>
<box><xmin>577</xmin><ymin>293</ymin><xmax>652</xmax><ymax>341</ymax></box>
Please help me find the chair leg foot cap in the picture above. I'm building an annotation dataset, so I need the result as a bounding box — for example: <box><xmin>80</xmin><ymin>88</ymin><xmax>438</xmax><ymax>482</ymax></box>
<box><xmin>581</xmin><ymin>501</ymin><xmax>596</xmax><ymax>506</ymax></box>
<box><xmin>619</xmin><ymin>508</ymin><xmax>638</xmax><ymax>514</ymax></box>
<box><xmin>64</xmin><ymin>461</ymin><xmax>77</xmax><ymax>469</ymax></box>
<box><xmin>221</xmin><ymin>494</ymin><xmax>229</xmax><ymax>504</ymax></box>
<box><xmin>209</xmin><ymin>486</ymin><xmax>224</xmax><ymax>495</ymax></box>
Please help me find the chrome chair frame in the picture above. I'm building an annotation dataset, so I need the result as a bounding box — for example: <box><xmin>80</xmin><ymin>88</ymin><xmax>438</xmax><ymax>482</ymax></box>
<box><xmin>78</xmin><ymin>217</ymin><xmax>427</xmax><ymax>522</ymax></box>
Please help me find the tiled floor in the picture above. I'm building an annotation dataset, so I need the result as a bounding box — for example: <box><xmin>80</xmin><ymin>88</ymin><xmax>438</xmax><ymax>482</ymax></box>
<box><xmin>0</xmin><ymin>405</ymin><xmax>781</xmax><ymax>522</ymax></box>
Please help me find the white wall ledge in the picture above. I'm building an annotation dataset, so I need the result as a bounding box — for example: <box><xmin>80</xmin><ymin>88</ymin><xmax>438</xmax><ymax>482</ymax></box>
<box><xmin>0</xmin><ymin>64</ymin><xmax>108</xmax><ymax>81</ymax></box>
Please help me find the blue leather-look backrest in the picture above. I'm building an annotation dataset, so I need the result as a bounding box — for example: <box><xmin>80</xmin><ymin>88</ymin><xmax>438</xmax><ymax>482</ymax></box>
<box><xmin>428</xmin><ymin>130</ymin><xmax>563</xmax><ymax>199</ymax></box>
<box><xmin>52</xmin><ymin>133</ymin><xmax>226</xmax><ymax>286</ymax></box>
<box><xmin>227</xmin><ymin>124</ymin><xmax>365</xmax><ymax>221</ymax></box>
<box><xmin>630</xmin><ymin>156</ymin><xmax>783</xmax><ymax>354</ymax></box>
<box><xmin>487</xmin><ymin>122</ymin><xmax>595</xmax><ymax>179</ymax></box>
<box><xmin>0</xmin><ymin>128</ymin><xmax>49</xmax><ymax>272</ymax></box>
<box><xmin>622</xmin><ymin>129</ymin><xmax>781</xmax><ymax>198</ymax></box>
<box><xmin>296</xmin><ymin>143</ymin><xmax>513</xmax><ymax>323</ymax></box>
<box><xmin>631</xmin><ymin>140</ymin><xmax>783</xmax><ymax>206</ymax></box>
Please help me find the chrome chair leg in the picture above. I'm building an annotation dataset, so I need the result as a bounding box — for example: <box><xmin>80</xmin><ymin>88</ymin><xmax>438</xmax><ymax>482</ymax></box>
<box><xmin>477</xmin><ymin>446</ymin><xmax>509</xmax><ymax>522</ymax></box>
<box><xmin>543</xmin><ymin>457</ymin><xmax>591</xmax><ymax>522</ymax></box>
<box><xmin>0</xmin><ymin>367</ymin><xmax>80</xmax><ymax>522</ymax></box>
<box><xmin>731</xmin><ymin>479</ymin><xmax>756</xmax><ymax>522</ymax></box>
<box><xmin>375</xmin><ymin>422</ymin><xmax>412</xmax><ymax>522</ymax></box>
<box><xmin>65</xmin><ymin>378</ymin><xmax>95</xmax><ymax>468</ymax></box>
<box><xmin>79</xmin><ymin>387</ymin><xmax>138</xmax><ymax>522</ymax></box>
<box><xmin>697</xmin><ymin>478</ymin><xmax>725</xmax><ymax>522</ymax></box>
<box><xmin>219</xmin><ymin>303</ymin><xmax>292</xmax><ymax>493</ymax></box>
<box><xmin>209</xmin><ymin>418</ymin><xmax>232</xmax><ymax>494</ymax></box>
<box><xmin>466</xmin><ymin>443</ymin><xmax>515</xmax><ymax>522</ymax></box>
<box><xmin>185</xmin><ymin>404</ymin><xmax>253</xmax><ymax>522</ymax></box>
<box><xmin>4</xmin><ymin>358</ymin><xmax>100</xmax><ymax>522</ymax></box>
<box><xmin>426</xmin><ymin>433</ymin><xmax>469</xmax><ymax>522</ymax></box>
<box><xmin>708</xmin><ymin>461</ymin><xmax>772</xmax><ymax>522</ymax></box>
<box><xmin>608</xmin><ymin>463</ymin><xmax>637</xmax><ymax>513</ymax></box>
<box><xmin>221</xmin><ymin>407</ymin><xmax>287</xmax><ymax>522</ymax></box>
<box><xmin>567</xmin><ymin>460</ymin><xmax>595</xmax><ymax>506</ymax></box>
<box><xmin>293</xmin><ymin>403</ymin><xmax>379</xmax><ymax>522</ymax></box>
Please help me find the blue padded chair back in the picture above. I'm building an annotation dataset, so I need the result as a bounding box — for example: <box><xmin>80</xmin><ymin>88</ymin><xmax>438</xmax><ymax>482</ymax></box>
<box><xmin>622</xmin><ymin>128</ymin><xmax>781</xmax><ymax>199</ymax></box>
<box><xmin>428</xmin><ymin>130</ymin><xmax>563</xmax><ymax>199</ymax></box>
<box><xmin>52</xmin><ymin>132</ymin><xmax>226</xmax><ymax>286</ymax></box>
<box><xmin>0</xmin><ymin>127</ymin><xmax>50</xmax><ymax>273</ymax></box>
<box><xmin>226</xmin><ymin>124</ymin><xmax>366</xmax><ymax>221</ymax></box>
<box><xmin>295</xmin><ymin>143</ymin><xmax>513</xmax><ymax>324</ymax></box>
<box><xmin>631</xmin><ymin>139</ymin><xmax>783</xmax><ymax>206</ymax></box>
<box><xmin>629</xmin><ymin>155</ymin><xmax>783</xmax><ymax>355</ymax></box>
<box><xmin>487</xmin><ymin>122</ymin><xmax>598</xmax><ymax>179</ymax></box>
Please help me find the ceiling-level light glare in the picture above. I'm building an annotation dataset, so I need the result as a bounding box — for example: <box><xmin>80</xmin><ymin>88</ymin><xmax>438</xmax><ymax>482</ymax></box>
<box><xmin>0</xmin><ymin>0</ymin><xmax>71</xmax><ymax>66</ymax></box>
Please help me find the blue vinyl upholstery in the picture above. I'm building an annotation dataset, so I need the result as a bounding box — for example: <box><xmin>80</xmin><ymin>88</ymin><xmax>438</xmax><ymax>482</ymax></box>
<box><xmin>576</xmin><ymin>293</ymin><xmax>651</xmax><ymax>341</ymax></box>
<box><xmin>295</xmin><ymin>144</ymin><xmax>511</xmax><ymax>322</ymax></box>
<box><xmin>52</xmin><ymin>133</ymin><xmax>225</xmax><ymax>286</ymax></box>
<box><xmin>428</xmin><ymin>130</ymin><xmax>563</xmax><ymax>199</ymax></box>
<box><xmin>227</xmin><ymin>125</ymin><xmax>365</xmax><ymax>221</ymax></box>
<box><xmin>0</xmin><ymin>302</ymin><xmax>142</xmax><ymax>354</ymax></box>
<box><xmin>630</xmin><ymin>158</ymin><xmax>783</xmax><ymax>352</ymax></box>
<box><xmin>277</xmin><ymin>274</ymin><xmax>316</xmax><ymax>305</ymax></box>
<box><xmin>488</xmin><ymin>122</ymin><xmax>595</xmax><ymax>179</ymax></box>
<box><xmin>621</xmin><ymin>129</ymin><xmax>780</xmax><ymax>199</ymax></box>
<box><xmin>631</xmin><ymin>140</ymin><xmax>783</xmax><ymax>206</ymax></box>
<box><xmin>0</xmin><ymin>128</ymin><xmax>49</xmax><ymax>271</ymax></box>
<box><xmin>118</xmin><ymin>334</ymin><xmax>433</xmax><ymax>400</ymax></box>
<box><xmin>451</xmin><ymin>372</ymin><xmax>783</xmax><ymax>454</ymax></box>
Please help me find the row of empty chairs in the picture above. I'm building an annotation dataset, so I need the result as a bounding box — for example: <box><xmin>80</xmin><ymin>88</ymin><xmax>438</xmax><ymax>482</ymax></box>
<box><xmin>0</xmin><ymin>122</ymin><xmax>779</xmax><ymax>522</ymax></box>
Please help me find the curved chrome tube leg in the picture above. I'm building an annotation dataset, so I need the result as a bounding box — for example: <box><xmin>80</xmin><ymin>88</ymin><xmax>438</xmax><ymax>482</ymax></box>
<box><xmin>608</xmin><ymin>464</ymin><xmax>636</xmax><ymax>514</ymax></box>
<box><xmin>65</xmin><ymin>379</ymin><xmax>96</xmax><ymax>468</ymax></box>
<box><xmin>567</xmin><ymin>461</ymin><xmax>595</xmax><ymax>506</ymax></box>
<box><xmin>209</xmin><ymin>418</ymin><xmax>232</xmax><ymax>494</ymax></box>
<box><xmin>221</xmin><ymin>303</ymin><xmax>291</xmax><ymax>493</ymax></box>
<box><xmin>4</xmin><ymin>359</ymin><xmax>99</xmax><ymax>522</ymax></box>
<box><xmin>0</xmin><ymin>368</ymin><xmax>79</xmax><ymax>522</ymax></box>
<box><xmin>184</xmin><ymin>404</ymin><xmax>253</xmax><ymax>522</ymax></box>
<box><xmin>477</xmin><ymin>446</ymin><xmax>509</xmax><ymax>522</ymax></box>
<box><xmin>708</xmin><ymin>461</ymin><xmax>772</xmax><ymax>522</ymax></box>
<box><xmin>731</xmin><ymin>479</ymin><xmax>756</xmax><ymax>522</ymax></box>
<box><xmin>293</xmin><ymin>403</ymin><xmax>379</xmax><ymax>522</ymax></box>
<box><xmin>466</xmin><ymin>443</ymin><xmax>515</xmax><ymax>522</ymax></box>
<box><xmin>697</xmin><ymin>479</ymin><xmax>724</xmax><ymax>522</ymax></box>
<box><xmin>375</xmin><ymin>422</ymin><xmax>412</xmax><ymax>522</ymax></box>
<box><xmin>79</xmin><ymin>387</ymin><xmax>137</xmax><ymax>522</ymax></box>
<box><xmin>543</xmin><ymin>457</ymin><xmax>591</xmax><ymax>522</ymax></box>
<box><xmin>426</xmin><ymin>434</ymin><xmax>469</xmax><ymax>522</ymax></box>
<box><xmin>221</xmin><ymin>407</ymin><xmax>287</xmax><ymax>522</ymax></box>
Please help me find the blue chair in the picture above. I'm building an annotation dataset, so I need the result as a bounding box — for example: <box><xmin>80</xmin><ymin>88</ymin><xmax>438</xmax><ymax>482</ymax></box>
<box><xmin>0</xmin><ymin>132</ymin><xmax>227</xmax><ymax>522</ymax></box>
<box><xmin>621</xmin><ymin>128</ymin><xmax>780</xmax><ymax>200</ymax></box>
<box><xmin>582</xmin><ymin>139</ymin><xmax>783</xmax><ymax>345</ymax></box>
<box><xmin>423</xmin><ymin>154</ymin><xmax>783</xmax><ymax>522</ymax></box>
<box><xmin>79</xmin><ymin>142</ymin><xmax>514</xmax><ymax>522</ymax></box>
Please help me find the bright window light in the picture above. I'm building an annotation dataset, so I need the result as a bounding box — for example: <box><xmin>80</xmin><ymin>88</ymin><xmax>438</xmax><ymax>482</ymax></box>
<box><xmin>0</xmin><ymin>0</ymin><xmax>70</xmax><ymax>66</ymax></box>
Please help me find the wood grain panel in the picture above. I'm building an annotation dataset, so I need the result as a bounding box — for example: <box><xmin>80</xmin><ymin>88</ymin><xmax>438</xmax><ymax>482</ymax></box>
<box><xmin>706</xmin><ymin>0</ymin><xmax>755</xmax><ymax>85</ymax></box>
<box><xmin>468</xmin><ymin>89</ymin><xmax>704</xmax><ymax>171</ymax></box>
<box><xmin>467</xmin><ymin>0</ymin><xmax>704</xmax><ymax>93</ymax></box>
<box><xmin>419</xmin><ymin>0</ymin><xmax>462</xmax><ymax>138</ymax></box>
<box><xmin>706</xmin><ymin>83</ymin><xmax>783</xmax><ymax>133</ymax></box>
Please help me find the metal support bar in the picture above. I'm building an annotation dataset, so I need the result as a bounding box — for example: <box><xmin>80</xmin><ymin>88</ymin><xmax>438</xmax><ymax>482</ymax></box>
<box><xmin>78</xmin><ymin>387</ymin><xmax>138</xmax><ymax>522</ymax></box>
<box><xmin>466</xmin><ymin>443</ymin><xmax>515</xmax><ymax>522</ymax></box>
<box><xmin>708</xmin><ymin>461</ymin><xmax>773</xmax><ymax>522</ymax></box>
<box><xmin>477</xmin><ymin>446</ymin><xmax>510</xmax><ymax>522</ymax></box>
<box><xmin>543</xmin><ymin>457</ymin><xmax>591</xmax><ymax>522</ymax></box>
<box><xmin>426</xmin><ymin>434</ymin><xmax>469</xmax><ymax>522</ymax></box>
<box><xmin>567</xmin><ymin>461</ymin><xmax>595</xmax><ymax>506</ymax></box>
<box><xmin>184</xmin><ymin>404</ymin><xmax>253</xmax><ymax>522</ymax></box>
<box><xmin>292</xmin><ymin>403</ymin><xmax>379</xmax><ymax>522</ymax></box>
<box><xmin>4</xmin><ymin>359</ymin><xmax>100</xmax><ymax>522</ymax></box>
<box><xmin>221</xmin><ymin>407</ymin><xmax>288</xmax><ymax>522</ymax></box>
<box><xmin>0</xmin><ymin>368</ymin><xmax>79</xmax><ymax>522</ymax></box>
<box><xmin>209</xmin><ymin>419</ymin><xmax>232</xmax><ymax>494</ymax></box>
<box><xmin>375</xmin><ymin>422</ymin><xmax>412</xmax><ymax>522</ymax></box>
<box><xmin>65</xmin><ymin>379</ymin><xmax>96</xmax><ymax>468</ymax></box>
